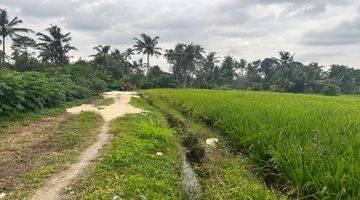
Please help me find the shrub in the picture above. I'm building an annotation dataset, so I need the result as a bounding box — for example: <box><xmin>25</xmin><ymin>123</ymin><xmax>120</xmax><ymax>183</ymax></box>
<box><xmin>44</xmin><ymin>64</ymin><xmax>108</xmax><ymax>94</ymax></box>
<box><xmin>0</xmin><ymin>70</ymin><xmax>91</xmax><ymax>114</ymax></box>
<box><xmin>109</xmin><ymin>79</ymin><xmax>125</xmax><ymax>90</ymax></box>
<box><xmin>322</xmin><ymin>83</ymin><xmax>340</xmax><ymax>96</ymax></box>
<box><xmin>139</xmin><ymin>82</ymin><xmax>154</xmax><ymax>89</ymax></box>
<box><xmin>250</xmin><ymin>82</ymin><xmax>263</xmax><ymax>91</ymax></box>
<box><xmin>88</xmin><ymin>78</ymin><xmax>107</xmax><ymax>94</ymax></box>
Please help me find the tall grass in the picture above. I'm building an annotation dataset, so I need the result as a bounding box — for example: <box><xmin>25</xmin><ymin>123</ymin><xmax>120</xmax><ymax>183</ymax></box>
<box><xmin>148</xmin><ymin>89</ymin><xmax>360</xmax><ymax>199</ymax></box>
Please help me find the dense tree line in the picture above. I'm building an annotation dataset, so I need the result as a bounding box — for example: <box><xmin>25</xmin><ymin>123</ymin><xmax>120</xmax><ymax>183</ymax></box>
<box><xmin>1</xmin><ymin>9</ymin><xmax>359</xmax><ymax>95</ymax></box>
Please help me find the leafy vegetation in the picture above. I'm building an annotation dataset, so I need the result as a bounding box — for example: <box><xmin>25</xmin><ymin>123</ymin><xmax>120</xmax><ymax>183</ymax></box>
<box><xmin>133</xmin><ymin>33</ymin><xmax>162</xmax><ymax>80</ymax></box>
<box><xmin>0</xmin><ymin>70</ymin><xmax>99</xmax><ymax>114</ymax></box>
<box><xmin>146</xmin><ymin>89</ymin><xmax>360</xmax><ymax>199</ymax></box>
<box><xmin>69</xmin><ymin>97</ymin><xmax>184</xmax><ymax>199</ymax></box>
<box><xmin>36</xmin><ymin>25</ymin><xmax>76</xmax><ymax>65</ymax></box>
<box><xmin>322</xmin><ymin>83</ymin><xmax>341</xmax><ymax>96</ymax></box>
<box><xmin>44</xmin><ymin>64</ymin><xmax>108</xmax><ymax>94</ymax></box>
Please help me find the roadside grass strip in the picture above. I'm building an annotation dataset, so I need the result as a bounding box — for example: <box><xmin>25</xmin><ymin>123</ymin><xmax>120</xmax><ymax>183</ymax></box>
<box><xmin>68</xmin><ymin>97</ymin><xmax>184</xmax><ymax>199</ymax></box>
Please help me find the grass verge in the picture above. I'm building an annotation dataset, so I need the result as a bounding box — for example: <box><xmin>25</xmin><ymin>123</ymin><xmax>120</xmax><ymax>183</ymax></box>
<box><xmin>66</xmin><ymin>97</ymin><xmax>184</xmax><ymax>199</ymax></box>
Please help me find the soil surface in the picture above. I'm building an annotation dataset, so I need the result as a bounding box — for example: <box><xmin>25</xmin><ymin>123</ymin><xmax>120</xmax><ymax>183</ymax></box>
<box><xmin>0</xmin><ymin>115</ymin><xmax>66</xmax><ymax>192</ymax></box>
<box><xmin>30</xmin><ymin>91</ymin><xmax>143</xmax><ymax>200</ymax></box>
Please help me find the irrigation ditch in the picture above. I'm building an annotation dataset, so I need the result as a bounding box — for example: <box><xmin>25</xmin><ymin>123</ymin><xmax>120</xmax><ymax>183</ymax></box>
<box><xmin>139</xmin><ymin>92</ymin><xmax>291</xmax><ymax>199</ymax></box>
<box><xmin>140</xmin><ymin>93</ymin><xmax>203</xmax><ymax>199</ymax></box>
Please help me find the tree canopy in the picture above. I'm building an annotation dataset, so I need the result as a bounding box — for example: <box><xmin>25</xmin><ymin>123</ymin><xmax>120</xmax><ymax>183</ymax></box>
<box><xmin>37</xmin><ymin>25</ymin><xmax>76</xmax><ymax>65</ymax></box>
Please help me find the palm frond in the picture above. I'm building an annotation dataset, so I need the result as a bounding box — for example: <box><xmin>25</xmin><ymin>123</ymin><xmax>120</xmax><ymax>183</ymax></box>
<box><xmin>7</xmin><ymin>17</ymin><xmax>22</xmax><ymax>27</ymax></box>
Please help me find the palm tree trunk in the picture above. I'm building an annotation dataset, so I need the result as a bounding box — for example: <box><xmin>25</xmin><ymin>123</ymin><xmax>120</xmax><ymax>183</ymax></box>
<box><xmin>183</xmin><ymin>73</ymin><xmax>188</xmax><ymax>88</ymax></box>
<box><xmin>146</xmin><ymin>53</ymin><xmax>150</xmax><ymax>81</ymax></box>
<box><xmin>2</xmin><ymin>36</ymin><xmax>5</xmax><ymax>66</ymax></box>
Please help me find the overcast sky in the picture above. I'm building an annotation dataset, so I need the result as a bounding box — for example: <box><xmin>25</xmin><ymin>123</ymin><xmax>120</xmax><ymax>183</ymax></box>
<box><xmin>1</xmin><ymin>0</ymin><xmax>360</xmax><ymax>70</ymax></box>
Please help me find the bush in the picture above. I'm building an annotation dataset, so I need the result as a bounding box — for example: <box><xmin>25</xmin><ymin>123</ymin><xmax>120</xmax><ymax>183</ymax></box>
<box><xmin>109</xmin><ymin>79</ymin><xmax>125</xmax><ymax>90</ymax></box>
<box><xmin>250</xmin><ymin>82</ymin><xmax>263</xmax><ymax>91</ymax></box>
<box><xmin>45</xmin><ymin>64</ymin><xmax>108</xmax><ymax>94</ymax></box>
<box><xmin>88</xmin><ymin>78</ymin><xmax>107</xmax><ymax>94</ymax></box>
<box><xmin>322</xmin><ymin>83</ymin><xmax>340</xmax><ymax>96</ymax></box>
<box><xmin>139</xmin><ymin>82</ymin><xmax>154</xmax><ymax>89</ymax></box>
<box><xmin>0</xmin><ymin>70</ymin><xmax>91</xmax><ymax>114</ymax></box>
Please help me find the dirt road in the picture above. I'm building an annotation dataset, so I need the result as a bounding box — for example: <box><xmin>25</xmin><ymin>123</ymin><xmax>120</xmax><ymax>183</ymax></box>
<box><xmin>30</xmin><ymin>91</ymin><xmax>143</xmax><ymax>200</ymax></box>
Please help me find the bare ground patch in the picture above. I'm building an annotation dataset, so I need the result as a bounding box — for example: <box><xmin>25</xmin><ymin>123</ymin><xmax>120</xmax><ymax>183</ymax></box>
<box><xmin>0</xmin><ymin>115</ymin><xmax>67</xmax><ymax>193</ymax></box>
<box><xmin>0</xmin><ymin>111</ymin><xmax>103</xmax><ymax>200</ymax></box>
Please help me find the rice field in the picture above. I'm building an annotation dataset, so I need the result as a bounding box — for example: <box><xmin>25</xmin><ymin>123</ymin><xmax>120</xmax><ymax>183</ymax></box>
<box><xmin>144</xmin><ymin>89</ymin><xmax>360</xmax><ymax>199</ymax></box>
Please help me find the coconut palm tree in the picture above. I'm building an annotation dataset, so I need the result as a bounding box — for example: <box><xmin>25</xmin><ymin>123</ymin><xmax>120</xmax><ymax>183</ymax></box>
<box><xmin>11</xmin><ymin>35</ymin><xmax>36</xmax><ymax>56</ymax></box>
<box><xmin>165</xmin><ymin>43</ymin><xmax>204</xmax><ymax>88</ymax></box>
<box><xmin>133</xmin><ymin>33</ymin><xmax>162</xmax><ymax>79</ymax></box>
<box><xmin>37</xmin><ymin>25</ymin><xmax>76</xmax><ymax>65</ymax></box>
<box><xmin>0</xmin><ymin>9</ymin><xmax>30</xmax><ymax>64</ymax></box>
<box><xmin>92</xmin><ymin>45</ymin><xmax>111</xmax><ymax>56</ymax></box>
<box><xmin>123</xmin><ymin>48</ymin><xmax>134</xmax><ymax>60</ymax></box>
<box><xmin>91</xmin><ymin>45</ymin><xmax>111</xmax><ymax>70</ymax></box>
<box><xmin>278</xmin><ymin>51</ymin><xmax>295</xmax><ymax>68</ymax></box>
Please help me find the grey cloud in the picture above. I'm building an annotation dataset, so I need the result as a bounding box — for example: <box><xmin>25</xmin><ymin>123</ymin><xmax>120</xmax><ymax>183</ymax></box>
<box><xmin>301</xmin><ymin>15</ymin><xmax>360</xmax><ymax>46</ymax></box>
<box><xmin>0</xmin><ymin>0</ymin><xmax>78</xmax><ymax>18</ymax></box>
<box><xmin>1</xmin><ymin>0</ymin><xmax>360</xmax><ymax>68</ymax></box>
<box><xmin>297</xmin><ymin>51</ymin><xmax>344</xmax><ymax>61</ymax></box>
<box><xmin>212</xmin><ymin>28</ymin><xmax>269</xmax><ymax>38</ymax></box>
<box><xmin>63</xmin><ymin>1</ymin><xmax>120</xmax><ymax>31</ymax></box>
<box><xmin>221</xmin><ymin>0</ymin><xmax>354</xmax><ymax>18</ymax></box>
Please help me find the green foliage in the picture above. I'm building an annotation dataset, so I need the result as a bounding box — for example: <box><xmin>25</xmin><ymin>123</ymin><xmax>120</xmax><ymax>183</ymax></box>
<box><xmin>139</xmin><ymin>66</ymin><xmax>178</xmax><ymax>89</ymax></box>
<box><xmin>322</xmin><ymin>83</ymin><xmax>341</xmax><ymax>96</ymax></box>
<box><xmin>133</xmin><ymin>33</ymin><xmax>162</xmax><ymax>77</ymax></box>
<box><xmin>147</xmin><ymin>89</ymin><xmax>360</xmax><ymax>199</ymax></box>
<box><xmin>109</xmin><ymin>79</ymin><xmax>126</xmax><ymax>90</ymax></box>
<box><xmin>0</xmin><ymin>70</ymin><xmax>91</xmax><ymax>114</ymax></box>
<box><xmin>139</xmin><ymin>122</ymin><xmax>173</xmax><ymax>141</ymax></box>
<box><xmin>249</xmin><ymin>82</ymin><xmax>263</xmax><ymax>91</ymax></box>
<box><xmin>59</xmin><ymin>112</ymin><xmax>103</xmax><ymax>148</ymax></box>
<box><xmin>218</xmin><ymin>55</ymin><xmax>237</xmax><ymax>83</ymax></box>
<box><xmin>36</xmin><ymin>25</ymin><xmax>76</xmax><ymax>65</ymax></box>
<box><xmin>165</xmin><ymin>43</ymin><xmax>204</xmax><ymax>88</ymax></box>
<box><xmin>45</xmin><ymin>64</ymin><xmax>108</xmax><ymax>94</ymax></box>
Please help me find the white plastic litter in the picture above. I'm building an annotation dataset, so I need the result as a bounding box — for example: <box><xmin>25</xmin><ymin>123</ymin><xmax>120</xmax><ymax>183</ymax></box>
<box><xmin>206</xmin><ymin>138</ymin><xmax>219</xmax><ymax>147</ymax></box>
<box><xmin>0</xmin><ymin>193</ymin><xmax>6</xmax><ymax>199</ymax></box>
<box><xmin>156</xmin><ymin>152</ymin><xmax>163</xmax><ymax>156</ymax></box>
